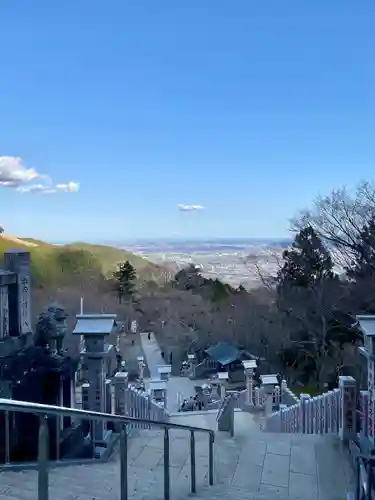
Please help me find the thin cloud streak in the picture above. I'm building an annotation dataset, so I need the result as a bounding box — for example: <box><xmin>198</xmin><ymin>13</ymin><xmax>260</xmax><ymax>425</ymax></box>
<box><xmin>177</xmin><ymin>204</ymin><xmax>205</xmax><ymax>211</ymax></box>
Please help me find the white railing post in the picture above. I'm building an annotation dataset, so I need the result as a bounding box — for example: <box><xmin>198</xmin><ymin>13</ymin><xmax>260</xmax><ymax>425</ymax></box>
<box><xmin>332</xmin><ymin>388</ymin><xmax>340</xmax><ymax>433</ymax></box>
<box><xmin>326</xmin><ymin>391</ymin><xmax>333</xmax><ymax>433</ymax></box>
<box><xmin>300</xmin><ymin>394</ymin><xmax>310</xmax><ymax>433</ymax></box>
<box><xmin>113</xmin><ymin>371</ymin><xmax>128</xmax><ymax>418</ymax></box>
<box><xmin>323</xmin><ymin>393</ymin><xmax>329</xmax><ymax>434</ymax></box>
<box><xmin>316</xmin><ymin>396</ymin><xmax>323</xmax><ymax>434</ymax></box>
<box><xmin>339</xmin><ymin>376</ymin><xmax>357</xmax><ymax>442</ymax></box>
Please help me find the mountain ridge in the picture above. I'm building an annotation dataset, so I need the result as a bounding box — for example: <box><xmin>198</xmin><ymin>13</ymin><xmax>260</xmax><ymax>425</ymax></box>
<box><xmin>0</xmin><ymin>234</ymin><xmax>167</xmax><ymax>286</ymax></box>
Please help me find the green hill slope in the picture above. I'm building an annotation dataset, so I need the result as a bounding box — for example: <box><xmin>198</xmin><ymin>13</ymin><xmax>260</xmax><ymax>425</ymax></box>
<box><xmin>66</xmin><ymin>242</ymin><xmax>153</xmax><ymax>276</ymax></box>
<box><xmin>0</xmin><ymin>235</ymin><xmax>165</xmax><ymax>287</ymax></box>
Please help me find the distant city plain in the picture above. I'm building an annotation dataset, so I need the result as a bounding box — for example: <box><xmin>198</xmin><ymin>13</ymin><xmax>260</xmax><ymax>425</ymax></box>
<box><xmin>117</xmin><ymin>238</ymin><xmax>292</xmax><ymax>289</ymax></box>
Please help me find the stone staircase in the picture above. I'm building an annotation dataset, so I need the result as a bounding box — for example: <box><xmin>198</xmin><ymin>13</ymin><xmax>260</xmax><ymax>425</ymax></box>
<box><xmin>0</xmin><ymin>410</ymin><xmax>353</xmax><ymax>500</ymax></box>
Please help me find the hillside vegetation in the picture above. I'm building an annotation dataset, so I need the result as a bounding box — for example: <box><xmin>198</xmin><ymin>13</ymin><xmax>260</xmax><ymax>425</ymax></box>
<box><xmin>0</xmin><ymin>235</ymin><xmax>165</xmax><ymax>287</ymax></box>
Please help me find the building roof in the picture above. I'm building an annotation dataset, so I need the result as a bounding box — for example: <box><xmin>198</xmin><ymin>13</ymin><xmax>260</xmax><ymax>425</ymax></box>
<box><xmin>204</xmin><ymin>342</ymin><xmax>242</xmax><ymax>366</ymax></box>
<box><xmin>72</xmin><ymin>314</ymin><xmax>117</xmax><ymax>336</ymax></box>
<box><xmin>357</xmin><ymin>315</ymin><xmax>375</xmax><ymax>337</ymax></box>
<box><xmin>260</xmin><ymin>374</ymin><xmax>278</xmax><ymax>386</ymax></box>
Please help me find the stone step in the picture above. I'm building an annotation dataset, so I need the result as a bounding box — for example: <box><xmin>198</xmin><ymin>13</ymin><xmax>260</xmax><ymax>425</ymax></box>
<box><xmin>0</xmin><ymin>428</ymin><xmax>354</xmax><ymax>500</ymax></box>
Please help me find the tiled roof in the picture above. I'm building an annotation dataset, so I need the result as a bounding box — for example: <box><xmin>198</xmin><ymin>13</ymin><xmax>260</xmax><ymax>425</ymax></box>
<box><xmin>204</xmin><ymin>342</ymin><xmax>242</xmax><ymax>366</ymax></box>
<box><xmin>72</xmin><ymin>314</ymin><xmax>117</xmax><ymax>335</ymax></box>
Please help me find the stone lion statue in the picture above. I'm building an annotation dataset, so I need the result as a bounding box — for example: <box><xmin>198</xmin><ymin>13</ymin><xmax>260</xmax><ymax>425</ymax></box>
<box><xmin>34</xmin><ymin>303</ymin><xmax>68</xmax><ymax>350</ymax></box>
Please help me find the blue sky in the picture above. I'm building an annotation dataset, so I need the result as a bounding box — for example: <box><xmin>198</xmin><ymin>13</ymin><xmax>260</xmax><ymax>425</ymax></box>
<box><xmin>0</xmin><ymin>1</ymin><xmax>373</xmax><ymax>242</ymax></box>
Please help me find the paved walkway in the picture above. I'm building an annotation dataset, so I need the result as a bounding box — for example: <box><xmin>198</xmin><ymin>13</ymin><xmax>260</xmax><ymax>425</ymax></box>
<box><xmin>139</xmin><ymin>332</ymin><xmax>197</xmax><ymax>412</ymax></box>
<box><xmin>0</xmin><ymin>417</ymin><xmax>353</xmax><ymax>500</ymax></box>
<box><xmin>139</xmin><ymin>332</ymin><xmax>165</xmax><ymax>379</ymax></box>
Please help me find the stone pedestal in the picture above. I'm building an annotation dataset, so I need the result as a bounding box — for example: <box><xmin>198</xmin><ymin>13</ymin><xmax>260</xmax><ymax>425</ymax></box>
<box><xmin>242</xmin><ymin>360</ymin><xmax>257</xmax><ymax>405</ymax></box>
<box><xmin>157</xmin><ymin>364</ymin><xmax>172</xmax><ymax>381</ymax></box>
<box><xmin>339</xmin><ymin>375</ymin><xmax>357</xmax><ymax>442</ymax></box>
<box><xmin>260</xmin><ymin>374</ymin><xmax>278</xmax><ymax>416</ymax></box>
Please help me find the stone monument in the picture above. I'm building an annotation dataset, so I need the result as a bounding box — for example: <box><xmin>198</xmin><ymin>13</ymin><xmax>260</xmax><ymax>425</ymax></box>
<box><xmin>3</xmin><ymin>249</ymin><xmax>31</xmax><ymax>337</ymax></box>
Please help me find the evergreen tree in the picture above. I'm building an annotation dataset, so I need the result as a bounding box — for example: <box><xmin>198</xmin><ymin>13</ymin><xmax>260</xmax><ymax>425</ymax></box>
<box><xmin>277</xmin><ymin>226</ymin><xmax>335</xmax><ymax>291</ymax></box>
<box><xmin>113</xmin><ymin>260</ymin><xmax>137</xmax><ymax>304</ymax></box>
<box><xmin>173</xmin><ymin>264</ymin><xmax>205</xmax><ymax>291</ymax></box>
<box><xmin>276</xmin><ymin>226</ymin><xmax>349</xmax><ymax>389</ymax></box>
<box><xmin>348</xmin><ymin>216</ymin><xmax>375</xmax><ymax>280</ymax></box>
<box><xmin>347</xmin><ymin>216</ymin><xmax>375</xmax><ymax>313</ymax></box>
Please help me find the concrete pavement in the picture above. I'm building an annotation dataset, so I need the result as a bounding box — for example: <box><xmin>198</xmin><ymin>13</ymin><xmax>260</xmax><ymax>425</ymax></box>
<box><xmin>140</xmin><ymin>332</ymin><xmax>198</xmax><ymax>413</ymax></box>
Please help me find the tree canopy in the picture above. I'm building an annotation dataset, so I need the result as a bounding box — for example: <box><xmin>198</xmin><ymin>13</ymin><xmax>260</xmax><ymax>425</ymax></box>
<box><xmin>113</xmin><ymin>260</ymin><xmax>137</xmax><ymax>304</ymax></box>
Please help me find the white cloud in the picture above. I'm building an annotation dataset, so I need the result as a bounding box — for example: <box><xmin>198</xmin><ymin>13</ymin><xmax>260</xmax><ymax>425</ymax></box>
<box><xmin>177</xmin><ymin>204</ymin><xmax>205</xmax><ymax>211</ymax></box>
<box><xmin>17</xmin><ymin>181</ymin><xmax>80</xmax><ymax>194</ymax></box>
<box><xmin>0</xmin><ymin>156</ymin><xmax>79</xmax><ymax>194</ymax></box>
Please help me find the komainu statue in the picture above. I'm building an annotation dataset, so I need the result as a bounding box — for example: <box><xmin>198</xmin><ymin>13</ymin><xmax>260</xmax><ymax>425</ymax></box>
<box><xmin>34</xmin><ymin>303</ymin><xmax>68</xmax><ymax>352</ymax></box>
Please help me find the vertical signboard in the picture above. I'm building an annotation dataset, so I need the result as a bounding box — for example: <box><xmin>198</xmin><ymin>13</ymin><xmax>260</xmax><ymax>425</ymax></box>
<box><xmin>3</xmin><ymin>251</ymin><xmax>31</xmax><ymax>335</ymax></box>
<box><xmin>0</xmin><ymin>285</ymin><xmax>9</xmax><ymax>339</ymax></box>
<box><xmin>18</xmin><ymin>269</ymin><xmax>31</xmax><ymax>334</ymax></box>
<box><xmin>368</xmin><ymin>359</ymin><xmax>374</xmax><ymax>443</ymax></box>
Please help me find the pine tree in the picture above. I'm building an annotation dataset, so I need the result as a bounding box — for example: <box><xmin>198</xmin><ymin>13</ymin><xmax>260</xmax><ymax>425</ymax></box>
<box><xmin>276</xmin><ymin>226</ymin><xmax>345</xmax><ymax>389</ymax></box>
<box><xmin>277</xmin><ymin>226</ymin><xmax>335</xmax><ymax>291</ymax></box>
<box><xmin>348</xmin><ymin>216</ymin><xmax>375</xmax><ymax>280</ymax></box>
<box><xmin>347</xmin><ymin>216</ymin><xmax>375</xmax><ymax>313</ymax></box>
<box><xmin>113</xmin><ymin>261</ymin><xmax>137</xmax><ymax>304</ymax></box>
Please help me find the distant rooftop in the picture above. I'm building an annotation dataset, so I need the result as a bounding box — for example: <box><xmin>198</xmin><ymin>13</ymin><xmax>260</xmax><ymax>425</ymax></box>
<box><xmin>205</xmin><ymin>342</ymin><xmax>243</xmax><ymax>366</ymax></box>
<box><xmin>72</xmin><ymin>314</ymin><xmax>117</xmax><ymax>335</ymax></box>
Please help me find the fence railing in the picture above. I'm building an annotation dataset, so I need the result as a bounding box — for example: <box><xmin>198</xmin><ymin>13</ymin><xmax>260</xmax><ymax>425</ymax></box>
<box><xmin>264</xmin><ymin>388</ymin><xmax>341</xmax><ymax>434</ymax></box>
<box><xmin>216</xmin><ymin>394</ymin><xmax>232</xmax><ymax>422</ymax></box>
<box><xmin>124</xmin><ymin>385</ymin><xmax>168</xmax><ymax>427</ymax></box>
<box><xmin>0</xmin><ymin>398</ymin><xmax>215</xmax><ymax>500</ymax></box>
<box><xmin>191</xmin><ymin>358</ymin><xmax>217</xmax><ymax>379</ymax></box>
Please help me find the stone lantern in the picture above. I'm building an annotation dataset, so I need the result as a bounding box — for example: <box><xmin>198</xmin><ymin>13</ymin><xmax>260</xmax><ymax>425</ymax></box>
<box><xmin>149</xmin><ymin>379</ymin><xmax>167</xmax><ymax>407</ymax></box>
<box><xmin>217</xmin><ymin>372</ymin><xmax>229</xmax><ymax>400</ymax></box>
<box><xmin>242</xmin><ymin>359</ymin><xmax>257</xmax><ymax>406</ymax></box>
<box><xmin>260</xmin><ymin>374</ymin><xmax>278</xmax><ymax>416</ymax></box>
<box><xmin>72</xmin><ymin>313</ymin><xmax>116</xmax><ymax>454</ymax></box>
<box><xmin>137</xmin><ymin>356</ymin><xmax>146</xmax><ymax>381</ymax></box>
<box><xmin>157</xmin><ymin>364</ymin><xmax>172</xmax><ymax>381</ymax></box>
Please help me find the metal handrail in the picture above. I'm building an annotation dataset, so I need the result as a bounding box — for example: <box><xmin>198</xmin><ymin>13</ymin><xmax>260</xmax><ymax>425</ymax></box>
<box><xmin>216</xmin><ymin>392</ymin><xmax>234</xmax><ymax>421</ymax></box>
<box><xmin>0</xmin><ymin>398</ymin><xmax>215</xmax><ymax>500</ymax></box>
<box><xmin>355</xmin><ymin>453</ymin><xmax>375</xmax><ymax>500</ymax></box>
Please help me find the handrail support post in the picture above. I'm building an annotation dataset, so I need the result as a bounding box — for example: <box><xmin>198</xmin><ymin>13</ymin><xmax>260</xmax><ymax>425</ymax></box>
<box><xmin>38</xmin><ymin>414</ymin><xmax>49</xmax><ymax>500</ymax></box>
<box><xmin>209</xmin><ymin>432</ymin><xmax>214</xmax><ymax>486</ymax></box>
<box><xmin>190</xmin><ymin>430</ymin><xmax>196</xmax><ymax>493</ymax></box>
<box><xmin>164</xmin><ymin>427</ymin><xmax>170</xmax><ymax>500</ymax></box>
<box><xmin>120</xmin><ymin>424</ymin><xmax>128</xmax><ymax>500</ymax></box>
